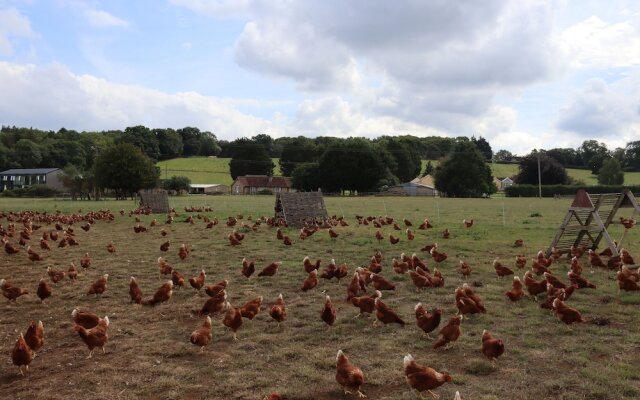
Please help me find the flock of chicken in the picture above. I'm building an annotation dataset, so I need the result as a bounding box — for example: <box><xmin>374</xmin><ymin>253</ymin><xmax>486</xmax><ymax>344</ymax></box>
<box><xmin>2</xmin><ymin>208</ymin><xmax>639</xmax><ymax>399</ymax></box>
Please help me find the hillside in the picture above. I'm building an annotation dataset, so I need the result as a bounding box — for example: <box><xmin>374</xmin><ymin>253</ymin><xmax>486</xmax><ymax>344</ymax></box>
<box><xmin>159</xmin><ymin>157</ymin><xmax>640</xmax><ymax>186</ymax></box>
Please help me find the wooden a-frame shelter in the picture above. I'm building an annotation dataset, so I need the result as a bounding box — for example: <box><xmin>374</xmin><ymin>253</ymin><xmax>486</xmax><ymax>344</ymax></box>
<box><xmin>546</xmin><ymin>189</ymin><xmax>640</xmax><ymax>257</ymax></box>
<box><xmin>275</xmin><ymin>192</ymin><xmax>328</xmax><ymax>228</ymax></box>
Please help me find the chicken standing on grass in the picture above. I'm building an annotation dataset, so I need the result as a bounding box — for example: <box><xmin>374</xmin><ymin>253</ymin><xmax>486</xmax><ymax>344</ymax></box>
<box><xmin>321</xmin><ymin>295</ymin><xmax>337</xmax><ymax>328</ymax></box>
<box><xmin>87</xmin><ymin>274</ymin><xmax>109</xmax><ymax>297</ymax></box>
<box><xmin>403</xmin><ymin>354</ymin><xmax>452</xmax><ymax>399</ymax></box>
<box><xmin>190</xmin><ymin>316</ymin><xmax>213</xmax><ymax>352</ymax></box>
<box><xmin>336</xmin><ymin>350</ymin><xmax>366</xmax><ymax>398</ymax></box>
<box><xmin>222</xmin><ymin>302</ymin><xmax>243</xmax><ymax>340</ymax></box>
<box><xmin>73</xmin><ymin>316</ymin><xmax>109</xmax><ymax>358</ymax></box>
<box><xmin>142</xmin><ymin>281</ymin><xmax>173</xmax><ymax>306</ymax></box>
<box><xmin>433</xmin><ymin>315</ymin><xmax>462</xmax><ymax>350</ymax></box>
<box><xmin>24</xmin><ymin>320</ymin><xmax>45</xmax><ymax>356</ymax></box>
<box><xmin>481</xmin><ymin>330</ymin><xmax>505</xmax><ymax>364</ymax></box>
<box><xmin>12</xmin><ymin>334</ymin><xmax>33</xmax><ymax>376</ymax></box>
<box><xmin>269</xmin><ymin>294</ymin><xmax>287</xmax><ymax>329</ymax></box>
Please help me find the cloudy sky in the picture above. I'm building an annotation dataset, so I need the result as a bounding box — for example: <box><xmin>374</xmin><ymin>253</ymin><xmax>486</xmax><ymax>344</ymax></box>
<box><xmin>0</xmin><ymin>0</ymin><xmax>639</xmax><ymax>154</ymax></box>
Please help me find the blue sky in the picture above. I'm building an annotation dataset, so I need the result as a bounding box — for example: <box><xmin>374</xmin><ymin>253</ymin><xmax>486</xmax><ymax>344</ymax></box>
<box><xmin>1</xmin><ymin>0</ymin><xmax>639</xmax><ymax>154</ymax></box>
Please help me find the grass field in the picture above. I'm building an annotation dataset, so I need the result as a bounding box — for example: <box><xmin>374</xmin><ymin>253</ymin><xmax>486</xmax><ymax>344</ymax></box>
<box><xmin>1</xmin><ymin>196</ymin><xmax>639</xmax><ymax>399</ymax></box>
<box><xmin>161</xmin><ymin>157</ymin><xmax>640</xmax><ymax>187</ymax></box>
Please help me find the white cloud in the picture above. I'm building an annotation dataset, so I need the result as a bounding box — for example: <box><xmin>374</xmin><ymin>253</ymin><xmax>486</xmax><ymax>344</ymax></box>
<box><xmin>559</xmin><ymin>16</ymin><xmax>640</xmax><ymax>68</ymax></box>
<box><xmin>169</xmin><ymin>0</ymin><xmax>253</xmax><ymax>17</ymax></box>
<box><xmin>0</xmin><ymin>61</ymin><xmax>270</xmax><ymax>140</ymax></box>
<box><xmin>556</xmin><ymin>74</ymin><xmax>640</xmax><ymax>145</ymax></box>
<box><xmin>83</xmin><ymin>8</ymin><xmax>129</xmax><ymax>28</ymax></box>
<box><xmin>0</xmin><ymin>7</ymin><xmax>34</xmax><ymax>55</ymax></box>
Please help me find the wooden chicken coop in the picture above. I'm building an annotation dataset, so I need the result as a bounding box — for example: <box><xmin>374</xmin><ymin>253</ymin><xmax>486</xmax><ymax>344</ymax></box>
<box><xmin>275</xmin><ymin>192</ymin><xmax>328</xmax><ymax>228</ymax></box>
<box><xmin>138</xmin><ymin>189</ymin><xmax>170</xmax><ymax>213</ymax></box>
<box><xmin>546</xmin><ymin>189</ymin><xmax>640</xmax><ymax>257</ymax></box>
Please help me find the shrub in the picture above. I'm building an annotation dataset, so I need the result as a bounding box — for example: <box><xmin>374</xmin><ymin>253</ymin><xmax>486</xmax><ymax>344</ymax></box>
<box><xmin>1</xmin><ymin>185</ymin><xmax>60</xmax><ymax>197</ymax></box>
<box><xmin>505</xmin><ymin>184</ymin><xmax>640</xmax><ymax>197</ymax></box>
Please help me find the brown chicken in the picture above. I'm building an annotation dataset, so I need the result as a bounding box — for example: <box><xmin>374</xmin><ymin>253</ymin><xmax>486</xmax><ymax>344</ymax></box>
<box><xmin>258</xmin><ymin>261</ymin><xmax>281</xmax><ymax>277</ymax></box>
<box><xmin>481</xmin><ymin>330</ymin><xmax>505</xmax><ymax>363</ymax></box>
<box><xmin>36</xmin><ymin>278</ymin><xmax>52</xmax><ymax>303</ymax></box>
<box><xmin>87</xmin><ymin>274</ymin><xmax>109</xmax><ymax>296</ymax></box>
<box><xmin>514</xmin><ymin>239</ymin><xmax>524</xmax><ymax>247</ymax></box>
<box><xmin>415</xmin><ymin>303</ymin><xmax>441</xmax><ymax>338</ymax></box>
<box><xmin>321</xmin><ymin>295</ymin><xmax>337</xmax><ymax>328</ymax></box>
<box><xmin>240</xmin><ymin>296</ymin><xmax>263</xmax><ymax>319</ymax></box>
<box><xmin>388</xmin><ymin>234</ymin><xmax>400</xmax><ymax>245</ymax></box>
<box><xmin>303</xmin><ymin>256</ymin><xmax>321</xmax><ymax>273</ymax></box>
<box><xmin>403</xmin><ymin>354</ymin><xmax>452</xmax><ymax>397</ymax></box>
<box><xmin>24</xmin><ymin>320</ymin><xmax>45</xmax><ymax>355</ymax></box>
<box><xmin>620</xmin><ymin>248</ymin><xmax>635</xmax><ymax>265</ymax></box>
<box><xmin>505</xmin><ymin>276</ymin><xmax>524</xmax><ymax>302</ymax></box>
<box><xmin>129</xmin><ymin>277</ymin><xmax>143</xmax><ymax>304</ymax></box>
<box><xmin>283</xmin><ymin>235</ymin><xmax>292</xmax><ymax>245</ymax></box>
<box><xmin>301</xmin><ymin>270</ymin><xmax>319</xmax><ymax>292</ymax></box>
<box><xmin>553</xmin><ymin>298</ymin><xmax>585</xmax><ymax>325</ymax></box>
<box><xmin>74</xmin><ymin>315</ymin><xmax>109</xmax><ymax>358</ymax></box>
<box><xmin>568</xmin><ymin>271</ymin><xmax>596</xmax><ymax>289</ymax></box>
<box><xmin>430</xmin><ymin>268</ymin><xmax>445</xmax><ymax>287</ymax></box>
<box><xmin>336</xmin><ymin>350</ymin><xmax>366</xmax><ymax>398</ymax></box>
<box><xmin>222</xmin><ymin>302</ymin><xmax>243</xmax><ymax>340</ymax></box>
<box><xmin>190</xmin><ymin>316</ymin><xmax>213</xmax><ymax>352</ymax></box>
<box><xmin>350</xmin><ymin>290</ymin><xmax>381</xmax><ymax>317</ymax></box>
<box><xmin>67</xmin><ymin>263</ymin><xmax>78</xmax><ymax>280</ymax></box>
<box><xmin>72</xmin><ymin>308</ymin><xmax>100</xmax><ymax>329</ymax></box>
<box><xmin>40</xmin><ymin>238</ymin><xmax>51</xmax><ymax>250</ymax></box>
<box><xmin>370</xmin><ymin>273</ymin><xmax>395</xmax><ymax>291</ymax></box>
<box><xmin>531</xmin><ymin>258</ymin><xmax>550</xmax><ymax>275</ymax></box>
<box><xmin>409</xmin><ymin>268</ymin><xmax>432</xmax><ymax>289</ymax></box>
<box><xmin>463</xmin><ymin>219</ymin><xmax>474</xmax><ymax>228</ymax></box>
<box><xmin>493</xmin><ymin>258</ymin><xmax>514</xmax><ymax>278</ymax></box>
<box><xmin>199</xmin><ymin>290</ymin><xmax>228</xmax><ymax>315</ymax></box>
<box><xmin>189</xmin><ymin>270</ymin><xmax>206</xmax><ymax>291</ymax></box>
<box><xmin>433</xmin><ymin>315</ymin><xmax>462</xmax><ymax>349</ymax></box>
<box><xmin>160</xmin><ymin>241</ymin><xmax>170</xmax><ymax>252</ymax></box>
<box><xmin>335</xmin><ymin>263</ymin><xmax>348</xmax><ymax>281</ymax></box>
<box><xmin>27</xmin><ymin>246</ymin><xmax>43</xmax><ymax>262</ymax></box>
<box><xmin>47</xmin><ymin>266</ymin><xmax>65</xmax><ymax>283</ymax></box>
<box><xmin>171</xmin><ymin>270</ymin><xmax>185</xmax><ymax>287</ymax></box>
<box><xmin>455</xmin><ymin>288</ymin><xmax>483</xmax><ymax>315</ymax></box>
<box><xmin>228</xmin><ymin>233</ymin><xmax>242</xmax><ymax>246</ymax></box>
<box><xmin>536</xmin><ymin>251</ymin><xmax>553</xmax><ymax>267</ymax></box>
<box><xmin>178</xmin><ymin>243</ymin><xmax>189</xmax><ymax>260</ymax></box>
<box><xmin>515</xmin><ymin>255</ymin><xmax>527</xmax><ymax>269</ymax></box>
<box><xmin>430</xmin><ymin>246</ymin><xmax>448</xmax><ymax>263</ymax></box>
<box><xmin>523</xmin><ymin>271</ymin><xmax>547</xmax><ymax>298</ymax></box>
<box><xmin>12</xmin><ymin>334</ymin><xmax>33</xmax><ymax>375</ymax></box>
<box><xmin>393</xmin><ymin>258</ymin><xmax>410</xmax><ymax>274</ymax></box>
<box><xmin>543</xmin><ymin>272</ymin><xmax>567</xmax><ymax>289</ymax></box>
<box><xmin>269</xmin><ymin>294</ymin><xmax>286</xmax><ymax>328</ymax></box>
<box><xmin>160</xmin><ymin>228</ymin><xmax>168</xmax><ymax>236</ymax></box>
<box><xmin>5</xmin><ymin>241</ymin><xmax>20</xmax><ymax>254</ymax></box>
<box><xmin>588</xmin><ymin>249</ymin><xmax>605</xmax><ymax>268</ymax></box>
<box><xmin>570</xmin><ymin>257</ymin><xmax>583</xmax><ymax>275</ymax></box>
<box><xmin>143</xmin><ymin>281</ymin><xmax>173</xmax><ymax>306</ymax></box>
<box><xmin>328</xmin><ymin>228</ymin><xmax>339</xmax><ymax>239</ymax></box>
<box><xmin>375</xmin><ymin>230</ymin><xmax>384</xmax><ymax>243</ymax></box>
<box><xmin>241</xmin><ymin>257</ymin><xmax>256</xmax><ymax>278</ymax></box>
<box><xmin>458</xmin><ymin>260</ymin><xmax>472</xmax><ymax>277</ymax></box>
<box><xmin>617</xmin><ymin>269</ymin><xmax>640</xmax><ymax>291</ymax></box>
<box><xmin>158</xmin><ymin>257</ymin><xmax>173</xmax><ymax>275</ymax></box>
<box><xmin>374</xmin><ymin>298</ymin><xmax>405</xmax><ymax>326</ymax></box>
<box><xmin>75</xmin><ymin>253</ymin><xmax>89</xmax><ymax>271</ymax></box>
<box><xmin>106</xmin><ymin>242</ymin><xmax>116</xmax><ymax>253</ymax></box>
<box><xmin>204</xmin><ymin>280</ymin><xmax>228</xmax><ymax>297</ymax></box>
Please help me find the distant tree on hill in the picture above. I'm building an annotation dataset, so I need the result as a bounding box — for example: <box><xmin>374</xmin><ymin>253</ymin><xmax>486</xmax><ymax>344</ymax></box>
<box><xmin>155</xmin><ymin>128</ymin><xmax>183</xmax><ymax>160</ymax></box>
<box><xmin>117</xmin><ymin>125</ymin><xmax>161</xmax><ymax>160</ymax></box>
<box><xmin>94</xmin><ymin>143</ymin><xmax>159</xmax><ymax>199</ymax></box>
<box><xmin>597</xmin><ymin>158</ymin><xmax>624</xmax><ymax>185</ymax></box>
<box><xmin>279</xmin><ymin>137</ymin><xmax>319</xmax><ymax>177</ymax></box>
<box><xmin>471</xmin><ymin>136</ymin><xmax>493</xmax><ymax>160</ymax></box>
<box><xmin>422</xmin><ymin>160</ymin><xmax>435</xmax><ymax>177</ymax></box>
<box><xmin>623</xmin><ymin>141</ymin><xmax>640</xmax><ymax>171</ymax></box>
<box><xmin>515</xmin><ymin>151</ymin><xmax>569</xmax><ymax>185</ymax></box>
<box><xmin>291</xmin><ymin>162</ymin><xmax>322</xmax><ymax>191</ymax></box>
<box><xmin>163</xmin><ymin>175</ymin><xmax>191</xmax><ymax>194</ymax></box>
<box><xmin>229</xmin><ymin>138</ymin><xmax>275</xmax><ymax>180</ymax></box>
<box><xmin>434</xmin><ymin>141</ymin><xmax>495</xmax><ymax>197</ymax></box>
<box><xmin>379</xmin><ymin>137</ymin><xmax>422</xmax><ymax>182</ymax></box>
<box><xmin>13</xmin><ymin>139</ymin><xmax>42</xmax><ymax>168</ymax></box>
<box><xmin>493</xmin><ymin>149</ymin><xmax>514</xmax><ymax>163</ymax></box>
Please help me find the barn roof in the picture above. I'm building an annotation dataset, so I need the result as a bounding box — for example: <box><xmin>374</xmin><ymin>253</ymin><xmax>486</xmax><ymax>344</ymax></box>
<box><xmin>233</xmin><ymin>175</ymin><xmax>292</xmax><ymax>188</ymax></box>
<box><xmin>0</xmin><ymin>168</ymin><xmax>60</xmax><ymax>175</ymax></box>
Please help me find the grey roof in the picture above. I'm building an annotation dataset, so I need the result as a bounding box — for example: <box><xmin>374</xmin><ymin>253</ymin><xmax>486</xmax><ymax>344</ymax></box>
<box><xmin>0</xmin><ymin>168</ymin><xmax>61</xmax><ymax>175</ymax></box>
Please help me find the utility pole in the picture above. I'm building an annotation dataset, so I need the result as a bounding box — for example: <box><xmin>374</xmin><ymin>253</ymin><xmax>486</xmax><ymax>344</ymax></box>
<box><xmin>537</xmin><ymin>151</ymin><xmax>542</xmax><ymax>198</ymax></box>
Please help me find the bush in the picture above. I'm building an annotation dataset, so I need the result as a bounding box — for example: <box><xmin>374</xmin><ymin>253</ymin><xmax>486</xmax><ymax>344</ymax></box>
<box><xmin>1</xmin><ymin>185</ymin><xmax>60</xmax><ymax>197</ymax></box>
<box><xmin>505</xmin><ymin>184</ymin><xmax>640</xmax><ymax>197</ymax></box>
<box><xmin>256</xmin><ymin>189</ymin><xmax>273</xmax><ymax>195</ymax></box>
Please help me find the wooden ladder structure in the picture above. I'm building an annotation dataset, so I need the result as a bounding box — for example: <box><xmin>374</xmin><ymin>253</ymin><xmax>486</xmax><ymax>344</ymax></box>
<box><xmin>546</xmin><ymin>189</ymin><xmax>640</xmax><ymax>257</ymax></box>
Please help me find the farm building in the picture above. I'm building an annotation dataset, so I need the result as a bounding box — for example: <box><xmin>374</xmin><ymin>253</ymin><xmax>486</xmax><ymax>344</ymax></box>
<box><xmin>494</xmin><ymin>176</ymin><xmax>514</xmax><ymax>191</ymax></box>
<box><xmin>231</xmin><ymin>175</ymin><xmax>293</xmax><ymax>195</ymax></box>
<box><xmin>0</xmin><ymin>168</ymin><xmax>64</xmax><ymax>192</ymax></box>
<box><xmin>385</xmin><ymin>182</ymin><xmax>438</xmax><ymax>196</ymax></box>
<box><xmin>410</xmin><ymin>174</ymin><xmax>436</xmax><ymax>187</ymax></box>
<box><xmin>188</xmin><ymin>183</ymin><xmax>229</xmax><ymax>195</ymax></box>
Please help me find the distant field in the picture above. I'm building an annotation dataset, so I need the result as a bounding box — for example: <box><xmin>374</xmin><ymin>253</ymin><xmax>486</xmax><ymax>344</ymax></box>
<box><xmin>161</xmin><ymin>157</ymin><xmax>640</xmax><ymax>186</ymax></box>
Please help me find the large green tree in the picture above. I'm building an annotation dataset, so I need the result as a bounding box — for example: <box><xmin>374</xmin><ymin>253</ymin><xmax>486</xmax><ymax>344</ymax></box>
<box><xmin>623</xmin><ymin>140</ymin><xmax>640</xmax><ymax>171</ymax></box>
<box><xmin>317</xmin><ymin>138</ymin><xmax>388</xmax><ymax>193</ymax></box>
<box><xmin>94</xmin><ymin>143</ymin><xmax>159</xmax><ymax>198</ymax></box>
<box><xmin>597</xmin><ymin>157</ymin><xmax>624</xmax><ymax>185</ymax></box>
<box><xmin>13</xmin><ymin>139</ymin><xmax>42</xmax><ymax>168</ymax></box>
<box><xmin>155</xmin><ymin>128</ymin><xmax>183</xmax><ymax>160</ymax></box>
<box><xmin>117</xmin><ymin>125</ymin><xmax>161</xmax><ymax>160</ymax></box>
<box><xmin>578</xmin><ymin>140</ymin><xmax>609</xmax><ymax>173</ymax></box>
<box><xmin>291</xmin><ymin>162</ymin><xmax>322</xmax><ymax>191</ymax></box>
<box><xmin>379</xmin><ymin>137</ymin><xmax>422</xmax><ymax>182</ymax></box>
<box><xmin>471</xmin><ymin>136</ymin><xmax>493</xmax><ymax>160</ymax></box>
<box><xmin>229</xmin><ymin>138</ymin><xmax>275</xmax><ymax>180</ymax></box>
<box><xmin>279</xmin><ymin>136</ymin><xmax>319</xmax><ymax>177</ymax></box>
<box><xmin>433</xmin><ymin>141</ymin><xmax>495</xmax><ymax>197</ymax></box>
<box><xmin>515</xmin><ymin>151</ymin><xmax>569</xmax><ymax>185</ymax></box>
